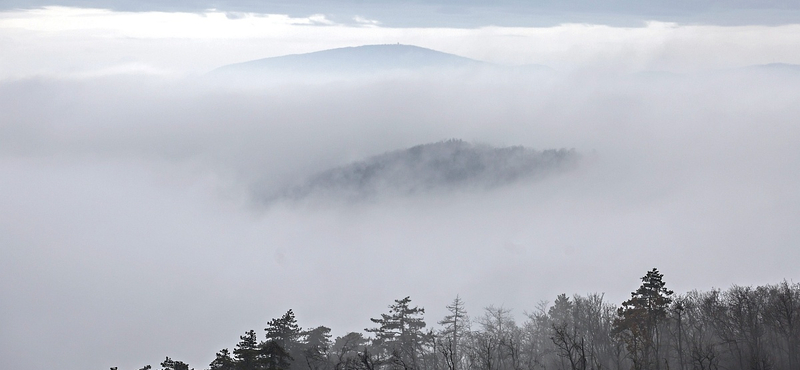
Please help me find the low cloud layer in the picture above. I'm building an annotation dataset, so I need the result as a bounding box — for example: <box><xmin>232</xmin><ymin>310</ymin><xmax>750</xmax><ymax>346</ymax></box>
<box><xmin>4</xmin><ymin>8</ymin><xmax>800</xmax><ymax>79</ymax></box>
<box><xmin>2</xmin><ymin>63</ymin><xmax>800</xmax><ymax>370</ymax></box>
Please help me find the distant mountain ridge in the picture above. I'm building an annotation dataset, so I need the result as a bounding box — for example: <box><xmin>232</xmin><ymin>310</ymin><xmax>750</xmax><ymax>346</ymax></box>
<box><xmin>273</xmin><ymin>139</ymin><xmax>579</xmax><ymax>202</ymax></box>
<box><xmin>743</xmin><ymin>63</ymin><xmax>800</xmax><ymax>73</ymax></box>
<box><xmin>213</xmin><ymin>44</ymin><xmax>490</xmax><ymax>75</ymax></box>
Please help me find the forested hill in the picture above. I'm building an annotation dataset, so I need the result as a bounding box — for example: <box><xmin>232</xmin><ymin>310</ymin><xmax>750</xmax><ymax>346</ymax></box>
<box><xmin>277</xmin><ymin>140</ymin><xmax>579</xmax><ymax>201</ymax></box>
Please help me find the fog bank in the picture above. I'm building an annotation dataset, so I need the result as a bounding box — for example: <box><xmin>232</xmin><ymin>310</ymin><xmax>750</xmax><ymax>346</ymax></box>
<box><xmin>1</xmin><ymin>68</ymin><xmax>800</xmax><ymax>369</ymax></box>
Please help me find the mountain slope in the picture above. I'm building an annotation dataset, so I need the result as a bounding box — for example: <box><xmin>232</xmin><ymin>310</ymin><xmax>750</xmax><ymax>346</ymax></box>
<box><xmin>213</xmin><ymin>44</ymin><xmax>489</xmax><ymax>75</ymax></box>
<box><xmin>274</xmin><ymin>140</ymin><xmax>579</xmax><ymax>201</ymax></box>
<box><xmin>744</xmin><ymin>63</ymin><xmax>800</xmax><ymax>73</ymax></box>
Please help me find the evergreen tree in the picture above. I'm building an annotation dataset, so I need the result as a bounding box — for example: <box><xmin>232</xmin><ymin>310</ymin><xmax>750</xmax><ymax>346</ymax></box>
<box><xmin>266</xmin><ymin>310</ymin><xmax>302</xmax><ymax>350</ymax></box>
<box><xmin>613</xmin><ymin>268</ymin><xmax>673</xmax><ymax>370</ymax></box>
<box><xmin>160</xmin><ymin>357</ymin><xmax>190</xmax><ymax>370</ymax></box>
<box><xmin>366</xmin><ymin>296</ymin><xmax>429</xmax><ymax>369</ymax></box>
<box><xmin>260</xmin><ymin>340</ymin><xmax>293</xmax><ymax>370</ymax></box>
<box><xmin>263</xmin><ymin>310</ymin><xmax>302</xmax><ymax>370</ymax></box>
<box><xmin>209</xmin><ymin>349</ymin><xmax>236</xmax><ymax>370</ymax></box>
<box><xmin>234</xmin><ymin>330</ymin><xmax>261</xmax><ymax>370</ymax></box>
<box><xmin>302</xmin><ymin>326</ymin><xmax>333</xmax><ymax>370</ymax></box>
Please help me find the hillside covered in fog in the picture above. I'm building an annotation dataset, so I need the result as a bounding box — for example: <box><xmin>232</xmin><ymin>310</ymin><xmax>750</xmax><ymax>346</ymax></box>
<box><xmin>275</xmin><ymin>140</ymin><xmax>578</xmax><ymax>201</ymax></box>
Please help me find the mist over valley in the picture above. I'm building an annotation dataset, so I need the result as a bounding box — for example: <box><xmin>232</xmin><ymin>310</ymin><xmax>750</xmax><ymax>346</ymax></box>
<box><xmin>2</xmin><ymin>9</ymin><xmax>800</xmax><ymax>370</ymax></box>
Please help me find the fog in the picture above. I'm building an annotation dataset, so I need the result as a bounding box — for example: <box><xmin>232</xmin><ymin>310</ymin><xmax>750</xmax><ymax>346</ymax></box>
<box><xmin>2</xmin><ymin>62</ymin><xmax>800</xmax><ymax>369</ymax></box>
<box><xmin>5</xmin><ymin>8</ymin><xmax>800</xmax><ymax>78</ymax></box>
<box><xmin>3</xmin><ymin>8</ymin><xmax>800</xmax><ymax>369</ymax></box>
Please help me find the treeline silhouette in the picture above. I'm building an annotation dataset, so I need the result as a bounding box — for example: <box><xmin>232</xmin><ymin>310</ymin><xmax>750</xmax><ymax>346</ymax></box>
<box><xmin>116</xmin><ymin>269</ymin><xmax>799</xmax><ymax>370</ymax></box>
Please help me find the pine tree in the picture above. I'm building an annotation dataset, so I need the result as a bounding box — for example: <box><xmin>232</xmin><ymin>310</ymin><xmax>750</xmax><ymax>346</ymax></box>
<box><xmin>160</xmin><ymin>357</ymin><xmax>190</xmax><ymax>370</ymax></box>
<box><xmin>260</xmin><ymin>340</ymin><xmax>293</xmax><ymax>370</ymax></box>
<box><xmin>613</xmin><ymin>268</ymin><xmax>674</xmax><ymax>370</ymax></box>
<box><xmin>549</xmin><ymin>294</ymin><xmax>574</xmax><ymax>326</ymax></box>
<box><xmin>264</xmin><ymin>310</ymin><xmax>301</xmax><ymax>370</ymax></box>
<box><xmin>209</xmin><ymin>349</ymin><xmax>236</xmax><ymax>370</ymax></box>
<box><xmin>366</xmin><ymin>296</ymin><xmax>429</xmax><ymax>370</ymax></box>
<box><xmin>234</xmin><ymin>330</ymin><xmax>261</xmax><ymax>370</ymax></box>
<box><xmin>265</xmin><ymin>310</ymin><xmax>302</xmax><ymax>351</ymax></box>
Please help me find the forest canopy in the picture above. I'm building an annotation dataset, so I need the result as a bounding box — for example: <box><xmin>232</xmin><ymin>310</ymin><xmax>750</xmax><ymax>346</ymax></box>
<box><xmin>118</xmin><ymin>270</ymin><xmax>800</xmax><ymax>370</ymax></box>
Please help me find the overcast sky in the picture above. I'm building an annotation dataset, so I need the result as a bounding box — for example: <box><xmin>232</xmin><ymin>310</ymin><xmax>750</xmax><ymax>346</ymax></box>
<box><xmin>3</xmin><ymin>0</ymin><xmax>800</xmax><ymax>26</ymax></box>
<box><xmin>2</xmin><ymin>2</ymin><xmax>800</xmax><ymax>370</ymax></box>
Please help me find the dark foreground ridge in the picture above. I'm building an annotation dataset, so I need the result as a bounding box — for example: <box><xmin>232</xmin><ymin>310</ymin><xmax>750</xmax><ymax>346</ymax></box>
<box><xmin>115</xmin><ymin>270</ymin><xmax>800</xmax><ymax>370</ymax></box>
<box><xmin>276</xmin><ymin>139</ymin><xmax>579</xmax><ymax>201</ymax></box>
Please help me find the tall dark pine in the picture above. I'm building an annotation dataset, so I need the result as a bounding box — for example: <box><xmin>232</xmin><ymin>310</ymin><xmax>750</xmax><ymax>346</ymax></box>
<box><xmin>266</xmin><ymin>309</ymin><xmax>302</xmax><ymax>350</ymax></box>
<box><xmin>160</xmin><ymin>357</ymin><xmax>190</xmax><ymax>370</ymax></box>
<box><xmin>234</xmin><ymin>330</ymin><xmax>261</xmax><ymax>370</ymax></box>
<box><xmin>209</xmin><ymin>349</ymin><xmax>236</xmax><ymax>370</ymax></box>
<box><xmin>366</xmin><ymin>296</ymin><xmax>429</xmax><ymax>370</ymax></box>
<box><xmin>614</xmin><ymin>268</ymin><xmax>674</xmax><ymax>370</ymax></box>
<box><xmin>261</xmin><ymin>341</ymin><xmax>293</xmax><ymax>370</ymax></box>
<box><xmin>264</xmin><ymin>309</ymin><xmax>301</xmax><ymax>370</ymax></box>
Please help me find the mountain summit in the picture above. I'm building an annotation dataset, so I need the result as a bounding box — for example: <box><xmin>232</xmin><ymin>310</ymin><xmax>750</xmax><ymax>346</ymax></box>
<box><xmin>212</xmin><ymin>44</ymin><xmax>489</xmax><ymax>77</ymax></box>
